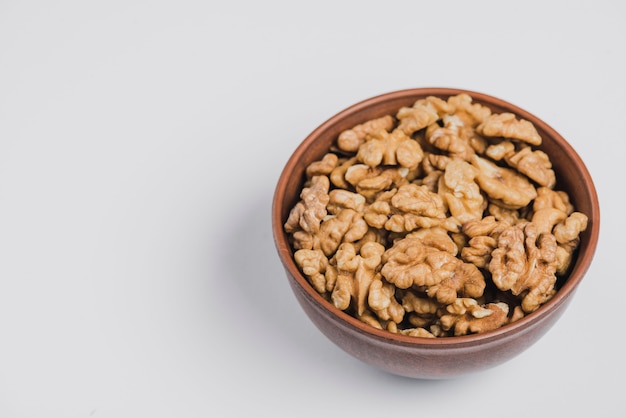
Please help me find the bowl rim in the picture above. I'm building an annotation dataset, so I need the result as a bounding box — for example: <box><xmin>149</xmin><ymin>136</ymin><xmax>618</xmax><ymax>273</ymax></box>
<box><xmin>272</xmin><ymin>87</ymin><xmax>600</xmax><ymax>347</ymax></box>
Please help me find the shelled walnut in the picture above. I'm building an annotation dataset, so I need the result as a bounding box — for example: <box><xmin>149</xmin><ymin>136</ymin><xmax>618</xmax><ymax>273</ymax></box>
<box><xmin>285</xmin><ymin>93</ymin><xmax>588</xmax><ymax>337</ymax></box>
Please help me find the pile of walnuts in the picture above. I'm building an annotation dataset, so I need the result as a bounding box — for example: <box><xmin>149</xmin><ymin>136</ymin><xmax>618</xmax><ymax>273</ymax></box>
<box><xmin>284</xmin><ymin>94</ymin><xmax>588</xmax><ymax>337</ymax></box>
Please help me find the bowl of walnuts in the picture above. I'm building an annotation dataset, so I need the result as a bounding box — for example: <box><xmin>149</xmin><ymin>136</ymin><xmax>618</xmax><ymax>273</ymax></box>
<box><xmin>272</xmin><ymin>87</ymin><xmax>599</xmax><ymax>379</ymax></box>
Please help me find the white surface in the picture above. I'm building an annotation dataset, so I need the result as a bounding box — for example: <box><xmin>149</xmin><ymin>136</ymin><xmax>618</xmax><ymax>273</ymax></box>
<box><xmin>0</xmin><ymin>1</ymin><xmax>623</xmax><ymax>416</ymax></box>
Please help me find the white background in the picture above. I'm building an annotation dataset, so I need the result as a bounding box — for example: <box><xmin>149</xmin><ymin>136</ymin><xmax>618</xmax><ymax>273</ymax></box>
<box><xmin>0</xmin><ymin>1</ymin><xmax>623</xmax><ymax>417</ymax></box>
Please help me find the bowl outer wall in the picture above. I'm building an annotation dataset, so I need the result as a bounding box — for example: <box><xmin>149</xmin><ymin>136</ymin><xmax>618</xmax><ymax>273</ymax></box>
<box><xmin>272</xmin><ymin>87</ymin><xmax>600</xmax><ymax>379</ymax></box>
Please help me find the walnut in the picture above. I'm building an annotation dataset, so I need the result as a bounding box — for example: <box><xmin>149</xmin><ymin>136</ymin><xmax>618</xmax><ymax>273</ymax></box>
<box><xmin>460</xmin><ymin>216</ymin><xmax>508</xmax><ymax>268</ymax></box>
<box><xmin>471</xmin><ymin>155</ymin><xmax>537</xmax><ymax>209</ymax></box>
<box><xmin>284</xmin><ymin>175</ymin><xmax>330</xmax><ymax>235</ymax></box>
<box><xmin>462</xmin><ymin>215</ymin><xmax>508</xmax><ymax>238</ymax></box>
<box><xmin>363</xmin><ymin>184</ymin><xmax>448</xmax><ymax>233</ymax></box>
<box><xmin>530</xmin><ymin>189</ymin><xmax>587</xmax><ymax>274</ymax></box>
<box><xmin>331</xmin><ymin>242</ymin><xmax>385</xmax><ymax>315</ymax></box>
<box><xmin>387</xmin><ymin>183</ymin><xmax>448</xmax><ymax>232</ymax></box>
<box><xmin>423</xmin><ymin>152</ymin><xmax>452</xmax><ymax>172</ymax></box>
<box><xmin>476</xmin><ymin>112</ymin><xmax>542</xmax><ymax>146</ymax></box>
<box><xmin>426</xmin><ymin>258</ymin><xmax>486</xmax><ymax>304</ymax></box>
<box><xmin>428</xmin><ymin>324</ymin><xmax>447</xmax><ymax>337</ymax></box>
<box><xmin>487</xmin><ymin>203</ymin><xmax>523</xmax><ymax>224</ymax></box>
<box><xmin>337</xmin><ymin>115</ymin><xmax>395</xmax><ymax>153</ymax></box>
<box><xmin>440</xmin><ymin>216</ymin><xmax>464</xmax><ymax>234</ymax></box>
<box><xmin>486</xmin><ymin>140</ymin><xmax>556</xmax><ymax>187</ymax></box>
<box><xmin>406</xmin><ymin>226</ymin><xmax>459</xmax><ymax>255</ymax></box>
<box><xmin>469</xmin><ymin>134</ymin><xmax>489</xmax><ymax>155</ymax></box>
<box><xmin>402</xmin><ymin>291</ymin><xmax>441</xmax><ymax>315</ymax></box>
<box><xmin>425</xmin><ymin>115</ymin><xmax>476</xmax><ymax>162</ymax></box>
<box><xmin>345</xmin><ymin>165</ymin><xmax>410</xmax><ymax>200</ymax></box>
<box><xmin>488</xmin><ymin>224</ymin><xmax>526</xmax><ymax>291</ymax></box>
<box><xmin>485</xmin><ymin>140</ymin><xmax>516</xmax><ymax>161</ymax></box>
<box><xmin>330</xmin><ymin>156</ymin><xmax>358</xmax><ymax>189</ymax></box>
<box><xmin>368</xmin><ymin>277</ymin><xmax>405</xmax><ymax>324</ymax></box>
<box><xmin>405</xmin><ymin>298</ymin><xmax>445</xmax><ymax>333</ymax></box>
<box><xmin>358</xmin><ymin>310</ymin><xmax>384</xmax><ymax>330</ymax></box>
<box><xmin>553</xmin><ymin>212</ymin><xmax>588</xmax><ymax>274</ymax></box>
<box><xmin>450</xmin><ymin>231</ymin><xmax>468</xmax><ymax>255</ymax></box>
<box><xmin>533</xmin><ymin>187</ymin><xmax>574</xmax><ymax>214</ymax></box>
<box><xmin>357</xmin><ymin>128</ymin><xmax>424</xmax><ymax>169</ymax></box>
<box><xmin>531</xmin><ymin>207</ymin><xmax>568</xmax><ymax>235</ymax></box>
<box><xmin>509</xmin><ymin>305</ymin><xmax>526</xmax><ymax>323</ymax></box>
<box><xmin>344</xmin><ymin>163</ymin><xmax>378</xmax><ymax>188</ymax></box>
<box><xmin>407</xmin><ymin>312</ymin><xmax>438</xmax><ymax>329</ymax></box>
<box><xmin>504</xmin><ymin>145</ymin><xmax>556</xmax><ymax>188</ymax></box>
<box><xmin>489</xmin><ymin>222</ymin><xmax>559</xmax><ymax>312</ymax></box>
<box><xmin>461</xmin><ymin>235</ymin><xmax>497</xmax><ymax>268</ymax></box>
<box><xmin>553</xmin><ymin>212</ymin><xmax>588</xmax><ymax>244</ymax></box>
<box><xmin>317</xmin><ymin>208</ymin><xmax>369</xmax><ymax>256</ymax></box>
<box><xmin>418</xmin><ymin>170</ymin><xmax>443</xmax><ymax>192</ymax></box>
<box><xmin>363</xmin><ymin>189</ymin><xmax>396</xmax><ymax>230</ymax></box>
<box><xmin>439</xmin><ymin>299</ymin><xmax>510</xmax><ymax>336</ymax></box>
<box><xmin>380</xmin><ymin>239</ymin><xmax>447</xmax><ymax>289</ymax></box>
<box><xmin>396</xmin><ymin>100</ymin><xmax>440</xmax><ymax>136</ymax></box>
<box><xmin>423</xmin><ymin>95</ymin><xmax>456</xmax><ymax>117</ymax></box>
<box><xmin>288</xmin><ymin>230</ymin><xmax>315</xmax><ymax>251</ymax></box>
<box><xmin>306</xmin><ymin>153</ymin><xmax>339</xmax><ymax>178</ymax></box>
<box><xmin>327</xmin><ymin>189</ymin><xmax>366</xmax><ymax>214</ymax></box>
<box><xmin>438</xmin><ymin>159</ymin><xmax>485</xmax><ymax>224</ymax></box>
<box><xmin>388</xmin><ymin>316</ymin><xmax>436</xmax><ymax>336</ymax></box>
<box><xmin>294</xmin><ymin>249</ymin><xmax>330</xmax><ymax>295</ymax></box>
<box><xmin>396</xmin><ymin>327</ymin><xmax>437</xmax><ymax>338</ymax></box>
<box><xmin>461</xmin><ymin>215</ymin><xmax>516</xmax><ymax>269</ymax></box>
<box><xmin>381</xmin><ymin>238</ymin><xmax>485</xmax><ymax>304</ymax></box>
<box><xmin>446</xmin><ymin>93</ymin><xmax>492</xmax><ymax>127</ymax></box>
<box><xmin>357</xmin><ymin>168</ymin><xmax>411</xmax><ymax>201</ymax></box>
<box><xmin>352</xmin><ymin>228</ymin><xmax>387</xmax><ymax>252</ymax></box>
<box><xmin>555</xmin><ymin>238</ymin><xmax>580</xmax><ymax>275</ymax></box>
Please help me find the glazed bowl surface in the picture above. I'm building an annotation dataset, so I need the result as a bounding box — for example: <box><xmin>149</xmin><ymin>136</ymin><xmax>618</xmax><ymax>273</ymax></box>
<box><xmin>272</xmin><ymin>87</ymin><xmax>599</xmax><ymax>379</ymax></box>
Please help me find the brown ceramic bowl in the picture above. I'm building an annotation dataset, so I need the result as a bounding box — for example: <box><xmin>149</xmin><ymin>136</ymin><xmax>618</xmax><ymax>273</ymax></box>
<box><xmin>272</xmin><ymin>87</ymin><xmax>599</xmax><ymax>379</ymax></box>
